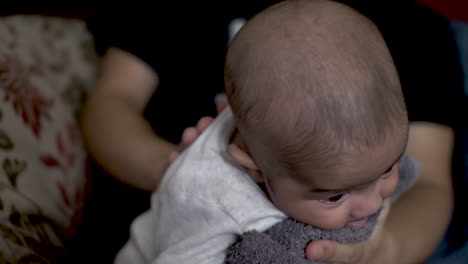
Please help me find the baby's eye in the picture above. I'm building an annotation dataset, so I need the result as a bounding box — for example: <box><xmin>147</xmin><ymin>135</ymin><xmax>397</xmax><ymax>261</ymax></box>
<box><xmin>329</xmin><ymin>194</ymin><xmax>344</xmax><ymax>202</ymax></box>
<box><xmin>381</xmin><ymin>164</ymin><xmax>397</xmax><ymax>180</ymax></box>
<box><xmin>320</xmin><ymin>192</ymin><xmax>348</xmax><ymax>205</ymax></box>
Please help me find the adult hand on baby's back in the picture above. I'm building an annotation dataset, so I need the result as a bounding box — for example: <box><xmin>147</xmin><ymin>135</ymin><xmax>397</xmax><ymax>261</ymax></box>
<box><xmin>168</xmin><ymin>116</ymin><xmax>214</xmax><ymax>163</ymax></box>
<box><xmin>214</xmin><ymin>93</ymin><xmax>229</xmax><ymax>113</ymax></box>
<box><xmin>305</xmin><ymin>199</ymin><xmax>394</xmax><ymax>264</ymax></box>
<box><xmin>168</xmin><ymin>93</ymin><xmax>229</xmax><ymax>164</ymax></box>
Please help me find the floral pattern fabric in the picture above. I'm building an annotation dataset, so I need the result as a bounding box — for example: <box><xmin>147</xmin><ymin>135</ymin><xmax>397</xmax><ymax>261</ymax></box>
<box><xmin>0</xmin><ymin>15</ymin><xmax>98</xmax><ymax>263</ymax></box>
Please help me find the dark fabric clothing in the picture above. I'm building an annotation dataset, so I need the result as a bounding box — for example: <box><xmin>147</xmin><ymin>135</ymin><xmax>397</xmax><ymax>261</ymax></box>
<box><xmin>88</xmin><ymin>2</ymin><xmax>284</xmax><ymax>144</ymax></box>
<box><xmin>68</xmin><ymin>1</ymin><xmax>465</xmax><ymax>263</ymax></box>
<box><xmin>346</xmin><ymin>0</ymin><xmax>464</xmax><ymax>129</ymax></box>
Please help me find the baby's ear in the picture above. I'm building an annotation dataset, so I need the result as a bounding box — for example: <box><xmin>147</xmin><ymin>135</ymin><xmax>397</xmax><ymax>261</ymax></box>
<box><xmin>227</xmin><ymin>143</ymin><xmax>264</xmax><ymax>183</ymax></box>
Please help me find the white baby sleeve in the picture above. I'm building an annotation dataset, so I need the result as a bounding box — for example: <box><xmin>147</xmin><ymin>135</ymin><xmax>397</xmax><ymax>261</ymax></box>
<box><xmin>150</xmin><ymin>185</ymin><xmax>242</xmax><ymax>264</ymax></box>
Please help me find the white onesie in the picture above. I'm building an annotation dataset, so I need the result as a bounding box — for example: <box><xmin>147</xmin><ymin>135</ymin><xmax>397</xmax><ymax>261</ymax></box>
<box><xmin>115</xmin><ymin>108</ymin><xmax>287</xmax><ymax>264</ymax></box>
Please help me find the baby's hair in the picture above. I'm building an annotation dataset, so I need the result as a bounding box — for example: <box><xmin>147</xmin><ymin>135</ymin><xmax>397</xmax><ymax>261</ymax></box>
<box><xmin>225</xmin><ymin>0</ymin><xmax>408</xmax><ymax>178</ymax></box>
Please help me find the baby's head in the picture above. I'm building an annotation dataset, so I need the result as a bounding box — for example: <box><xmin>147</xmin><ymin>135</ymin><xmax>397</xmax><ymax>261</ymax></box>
<box><xmin>225</xmin><ymin>0</ymin><xmax>409</xmax><ymax>230</ymax></box>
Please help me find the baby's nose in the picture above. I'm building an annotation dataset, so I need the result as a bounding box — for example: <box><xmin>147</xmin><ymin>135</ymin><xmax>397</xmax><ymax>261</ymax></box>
<box><xmin>350</xmin><ymin>186</ymin><xmax>383</xmax><ymax>219</ymax></box>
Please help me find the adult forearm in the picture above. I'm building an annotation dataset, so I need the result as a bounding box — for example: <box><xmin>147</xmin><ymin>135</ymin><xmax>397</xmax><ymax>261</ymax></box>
<box><xmin>81</xmin><ymin>94</ymin><xmax>176</xmax><ymax>191</ymax></box>
<box><xmin>382</xmin><ymin>123</ymin><xmax>456</xmax><ymax>263</ymax></box>
<box><xmin>383</xmin><ymin>178</ymin><xmax>453</xmax><ymax>263</ymax></box>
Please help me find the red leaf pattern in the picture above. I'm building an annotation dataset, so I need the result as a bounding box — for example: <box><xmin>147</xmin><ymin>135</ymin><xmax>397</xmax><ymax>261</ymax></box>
<box><xmin>38</xmin><ymin>122</ymin><xmax>88</xmax><ymax>238</ymax></box>
<box><xmin>57</xmin><ymin>183</ymin><xmax>71</xmax><ymax>208</ymax></box>
<box><xmin>57</xmin><ymin>133</ymin><xmax>66</xmax><ymax>159</ymax></box>
<box><xmin>0</xmin><ymin>56</ymin><xmax>53</xmax><ymax>138</ymax></box>
<box><xmin>40</xmin><ymin>155</ymin><xmax>61</xmax><ymax>168</ymax></box>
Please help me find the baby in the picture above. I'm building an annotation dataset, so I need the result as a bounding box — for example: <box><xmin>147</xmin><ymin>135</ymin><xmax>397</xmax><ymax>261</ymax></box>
<box><xmin>115</xmin><ymin>0</ymin><xmax>409</xmax><ymax>263</ymax></box>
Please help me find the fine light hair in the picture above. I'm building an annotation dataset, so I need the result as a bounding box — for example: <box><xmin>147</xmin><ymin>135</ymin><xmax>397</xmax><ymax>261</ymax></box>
<box><xmin>225</xmin><ymin>0</ymin><xmax>408</xmax><ymax>179</ymax></box>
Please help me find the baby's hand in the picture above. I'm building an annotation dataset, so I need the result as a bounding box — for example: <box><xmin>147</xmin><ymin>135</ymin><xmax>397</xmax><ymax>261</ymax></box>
<box><xmin>305</xmin><ymin>199</ymin><xmax>393</xmax><ymax>264</ymax></box>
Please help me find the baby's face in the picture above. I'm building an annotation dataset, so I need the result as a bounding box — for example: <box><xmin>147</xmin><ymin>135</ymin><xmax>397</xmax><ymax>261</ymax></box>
<box><xmin>262</xmin><ymin>138</ymin><xmax>405</xmax><ymax>230</ymax></box>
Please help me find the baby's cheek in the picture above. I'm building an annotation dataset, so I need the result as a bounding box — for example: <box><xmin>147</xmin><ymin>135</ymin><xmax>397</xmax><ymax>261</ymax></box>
<box><xmin>280</xmin><ymin>201</ymin><xmax>349</xmax><ymax>230</ymax></box>
<box><xmin>381</xmin><ymin>172</ymin><xmax>399</xmax><ymax>198</ymax></box>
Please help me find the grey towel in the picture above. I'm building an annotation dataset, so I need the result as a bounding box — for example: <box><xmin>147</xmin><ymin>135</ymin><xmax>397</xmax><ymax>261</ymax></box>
<box><xmin>225</xmin><ymin>154</ymin><xmax>419</xmax><ymax>264</ymax></box>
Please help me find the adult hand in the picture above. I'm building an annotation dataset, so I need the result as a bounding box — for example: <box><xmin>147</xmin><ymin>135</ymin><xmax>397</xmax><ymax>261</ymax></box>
<box><xmin>305</xmin><ymin>199</ymin><xmax>395</xmax><ymax>264</ymax></box>
<box><xmin>168</xmin><ymin>93</ymin><xmax>229</xmax><ymax>164</ymax></box>
<box><xmin>168</xmin><ymin>116</ymin><xmax>214</xmax><ymax>163</ymax></box>
<box><xmin>215</xmin><ymin>93</ymin><xmax>229</xmax><ymax>113</ymax></box>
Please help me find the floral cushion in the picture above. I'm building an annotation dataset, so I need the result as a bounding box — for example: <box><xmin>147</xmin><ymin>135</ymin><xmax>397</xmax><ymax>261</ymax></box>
<box><xmin>0</xmin><ymin>15</ymin><xmax>98</xmax><ymax>263</ymax></box>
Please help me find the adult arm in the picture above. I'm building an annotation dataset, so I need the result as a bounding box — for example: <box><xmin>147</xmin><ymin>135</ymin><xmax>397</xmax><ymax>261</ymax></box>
<box><xmin>81</xmin><ymin>47</ymin><xmax>175</xmax><ymax>191</ymax></box>
<box><xmin>306</xmin><ymin>122</ymin><xmax>454</xmax><ymax>263</ymax></box>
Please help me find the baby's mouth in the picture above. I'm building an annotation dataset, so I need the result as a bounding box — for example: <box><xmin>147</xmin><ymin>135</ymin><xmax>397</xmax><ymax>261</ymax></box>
<box><xmin>346</xmin><ymin>218</ymin><xmax>368</xmax><ymax>229</ymax></box>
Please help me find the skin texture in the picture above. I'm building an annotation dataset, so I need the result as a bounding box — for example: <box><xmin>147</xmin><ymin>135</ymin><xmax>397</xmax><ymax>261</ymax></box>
<box><xmin>305</xmin><ymin>123</ymin><xmax>454</xmax><ymax>263</ymax></box>
<box><xmin>81</xmin><ymin>47</ymin><xmax>174</xmax><ymax>191</ymax></box>
<box><xmin>228</xmin><ymin>132</ymin><xmax>404</xmax><ymax>230</ymax></box>
<box><xmin>81</xmin><ymin>48</ymin><xmax>227</xmax><ymax>191</ymax></box>
<box><xmin>225</xmin><ymin>0</ymin><xmax>409</xmax><ymax>233</ymax></box>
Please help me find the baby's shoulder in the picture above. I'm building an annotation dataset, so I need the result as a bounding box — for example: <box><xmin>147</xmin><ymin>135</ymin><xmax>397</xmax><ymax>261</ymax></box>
<box><xmin>156</xmin><ymin>148</ymin><xmax>247</xmax><ymax>200</ymax></box>
<box><xmin>153</xmin><ymin>150</ymin><xmax>286</xmax><ymax>231</ymax></box>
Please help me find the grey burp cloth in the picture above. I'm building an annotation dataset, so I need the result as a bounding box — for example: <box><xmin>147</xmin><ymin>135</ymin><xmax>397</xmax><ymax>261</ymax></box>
<box><xmin>225</xmin><ymin>154</ymin><xmax>419</xmax><ymax>264</ymax></box>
